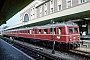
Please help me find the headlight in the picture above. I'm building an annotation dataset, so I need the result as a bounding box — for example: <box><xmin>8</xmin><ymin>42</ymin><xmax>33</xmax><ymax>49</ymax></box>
<box><xmin>70</xmin><ymin>38</ymin><xmax>72</xmax><ymax>41</ymax></box>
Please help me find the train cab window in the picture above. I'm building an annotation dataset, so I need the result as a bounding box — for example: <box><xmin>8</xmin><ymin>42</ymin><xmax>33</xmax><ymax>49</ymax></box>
<box><xmin>44</xmin><ymin>29</ymin><xmax>47</xmax><ymax>34</ymax></box>
<box><xmin>50</xmin><ymin>28</ymin><xmax>56</xmax><ymax>34</ymax></box>
<box><xmin>74</xmin><ymin>28</ymin><xmax>78</xmax><ymax>33</ymax></box>
<box><xmin>39</xmin><ymin>29</ymin><xmax>41</xmax><ymax>34</ymax></box>
<box><xmin>68</xmin><ymin>28</ymin><xmax>73</xmax><ymax>33</ymax></box>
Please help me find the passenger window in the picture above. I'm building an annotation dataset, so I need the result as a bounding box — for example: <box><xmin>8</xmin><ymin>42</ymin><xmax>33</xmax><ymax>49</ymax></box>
<box><xmin>35</xmin><ymin>29</ymin><xmax>37</xmax><ymax>34</ymax></box>
<box><xmin>23</xmin><ymin>30</ymin><xmax>25</xmax><ymax>33</ymax></box>
<box><xmin>44</xmin><ymin>29</ymin><xmax>47</xmax><ymax>34</ymax></box>
<box><xmin>74</xmin><ymin>28</ymin><xmax>78</xmax><ymax>33</ymax></box>
<box><xmin>27</xmin><ymin>30</ymin><xmax>29</xmax><ymax>33</ymax></box>
<box><xmin>32</xmin><ymin>30</ymin><xmax>35</xmax><ymax>34</ymax></box>
<box><xmin>24</xmin><ymin>30</ymin><xmax>27</xmax><ymax>33</ymax></box>
<box><xmin>39</xmin><ymin>29</ymin><xmax>41</xmax><ymax>34</ymax></box>
<box><xmin>24</xmin><ymin>30</ymin><xmax>26</xmax><ymax>33</ymax></box>
<box><xmin>50</xmin><ymin>28</ymin><xmax>56</xmax><ymax>34</ymax></box>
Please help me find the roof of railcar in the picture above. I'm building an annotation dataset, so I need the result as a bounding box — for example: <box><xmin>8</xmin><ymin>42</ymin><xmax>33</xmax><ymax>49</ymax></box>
<box><xmin>5</xmin><ymin>22</ymin><xmax>78</xmax><ymax>32</ymax></box>
<box><xmin>36</xmin><ymin>22</ymin><xmax>78</xmax><ymax>29</ymax></box>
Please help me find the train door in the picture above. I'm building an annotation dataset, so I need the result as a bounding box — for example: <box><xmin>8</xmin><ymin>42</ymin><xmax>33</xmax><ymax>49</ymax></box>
<box><xmin>56</xmin><ymin>27</ymin><xmax>62</xmax><ymax>41</ymax></box>
<box><xmin>29</xmin><ymin>29</ymin><xmax>32</xmax><ymax>34</ymax></box>
<box><xmin>58</xmin><ymin>28</ymin><xmax>61</xmax><ymax>35</ymax></box>
<box><xmin>68</xmin><ymin>27</ymin><xmax>73</xmax><ymax>42</ymax></box>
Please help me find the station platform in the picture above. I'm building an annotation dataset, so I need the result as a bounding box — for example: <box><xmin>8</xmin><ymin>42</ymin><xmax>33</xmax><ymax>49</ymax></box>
<box><xmin>0</xmin><ymin>38</ymin><xmax>34</xmax><ymax>60</ymax></box>
<box><xmin>76</xmin><ymin>42</ymin><xmax>90</xmax><ymax>53</ymax></box>
<box><xmin>80</xmin><ymin>35</ymin><xmax>90</xmax><ymax>40</ymax></box>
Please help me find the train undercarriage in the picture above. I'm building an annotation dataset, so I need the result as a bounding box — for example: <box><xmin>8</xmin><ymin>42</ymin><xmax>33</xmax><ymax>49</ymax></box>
<box><xmin>3</xmin><ymin>35</ymin><xmax>80</xmax><ymax>51</ymax></box>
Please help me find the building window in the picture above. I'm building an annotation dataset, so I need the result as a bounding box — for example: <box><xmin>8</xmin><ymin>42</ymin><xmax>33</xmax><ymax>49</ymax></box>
<box><xmin>31</xmin><ymin>15</ymin><xmax>32</xmax><ymax>19</ymax></box>
<box><xmin>51</xmin><ymin>8</ymin><xmax>54</xmax><ymax>13</ymax></box>
<box><xmin>24</xmin><ymin>14</ymin><xmax>29</xmax><ymax>22</ymax></box>
<box><xmin>50</xmin><ymin>0</ymin><xmax>53</xmax><ymax>4</ymax></box>
<box><xmin>58</xmin><ymin>5</ymin><xmax>61</xmax><ymax>11</ymax></box>
<box><xmin>33</xmin><ymin>8</ymin><xmax>34</xmax><ymax>10</ymax></box>
<box><xmin>39</xmin><ymin>6</ymin><xmax>42</xmax><ymax>17</ymax></box>
<box><xmin>40</xmin><ymin>6</ymin><xmax>42</xmax><ymax>13</ymax></box>
<box><xmin>20</xmin><ymin>16</ymin><xmax>22</xmax><ymax>20</ymax></box>
<box><xmin>67</xmin><ymin>1</ymin><xmax>71</xmax><ymax>8</ymax></box>
<box><xmin>58</xmin><ymin>0</ymin><xmax>61</xmax><ymax>1</ymax></box>
<box><xmin>80</xmin><ymin>0</ymin><xmax>85</xmax><ymax>3</ymax></box>
<box><xmin>40</xmin><ymin>13</ymin><xmax>42</xmax><ymax>17</ymax></box>
<box><xmin>32</xmin><ymin>14</ymin><xmax>35</xmax><ymax>19</ymax></box>
<box><xmin>45</xmin><ymin>10</ymin><xmax>47</xmax><ymax>15</ymax></box>
<box><xmin>31</xmin><ymin>9</ymin><xmax>32</xmax><ymax>11</ymax></box>
<box><xmin>44</xmin><ymin>3</ymin><xmax>47</xmax><ymax>7</ymax></box>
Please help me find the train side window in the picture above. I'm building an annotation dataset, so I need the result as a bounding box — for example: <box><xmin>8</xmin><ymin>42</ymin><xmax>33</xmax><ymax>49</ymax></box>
<box><xmin>35</xmin><ymin>29</ymin><xmax>37</xmax><ymax>34</ymax></box>
<box><xmin>20</xmin><ymin>31</ymin><xmax>22</xmax><ymax>33</ymax></box>
<box><xmin>25</xmin><ymin>30</ymin><xmax>26</xmax><ymax>33</ymax></box>
<box><xmin>24</xmin><ymin>30</ymin><xmax>26</xmax><ymax>33</ymax></box>
<box><xmin>50</xmin><ymin>28</ymin><xmax>56</xmax><ymax>34</ymax></box>
<box><xmin>22</xmin><ymin>30</ymin><xmax>23</xmax><ymax>33</ymax></box>
<box><xmin>58</xmin><ymin>28</ymin><xmax>61</xmax><ymax>35</ymax></box>
<box><xmin>68</xmin><ymin>28</ymin><xmax>73</xmax><ymax>33</ymax></box>
<box><xmin>27</xmin><ymin>30</ymin><xmax>29</xmax><ymax>33</ymax></box>
<box><xmin>74</xmin><ymin>28</ymin><xmax>78</xmax><ymax>33</ymax></box>
<box><xmin>24</xmin><ymin>30</ymin><xmax>25</xmax><ymax>33</ymax></box>
<box><xmin>54</xmin><ymin>28</ymin><xmax>56</xmax><ymax>34</ymax></box>
<box><xmin>32</xmin><ymin>30</ymin><xmax>35</xmax><ymax>34</ymax></box>
<box><xmin>44</xmin><ymin>29</ymin><xmax>47</xmax><ymax>34</ymax></box>
<box><xmin>21</xmin><ymin>30</ymin><xmax>23</xmax><ymax>33</ymax></box>
<box><xmin>39</xmin><ymin>29</ymin><xmax>41</xmax><ymax>34</ymax></box>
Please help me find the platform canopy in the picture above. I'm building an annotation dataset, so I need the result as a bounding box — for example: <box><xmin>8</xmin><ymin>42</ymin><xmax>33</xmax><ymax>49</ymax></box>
<box><xmin>0</xmin><ymin>0</ymin><xmax>33</xmax><ymax>25</ymax></box>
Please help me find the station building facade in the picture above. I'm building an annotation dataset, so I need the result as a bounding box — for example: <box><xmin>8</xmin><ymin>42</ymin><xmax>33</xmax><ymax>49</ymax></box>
<box><xmin>6</xmin><ymin>0</ymin><xmax>90</xmax><ymax>35</ymax></box>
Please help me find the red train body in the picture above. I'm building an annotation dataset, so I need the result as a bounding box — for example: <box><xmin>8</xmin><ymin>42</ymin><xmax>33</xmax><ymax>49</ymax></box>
<box><xmin>3</xmin><ymin>22</ymin><xmax>80</xmax><ymax>50</ymax></box>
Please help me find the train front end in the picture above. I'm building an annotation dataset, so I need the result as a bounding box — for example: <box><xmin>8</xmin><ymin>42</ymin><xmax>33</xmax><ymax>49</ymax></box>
<box><xmin>66</xmin><ymin>25</ymin><xmax>80</xmax><ymax>49</ymax></box>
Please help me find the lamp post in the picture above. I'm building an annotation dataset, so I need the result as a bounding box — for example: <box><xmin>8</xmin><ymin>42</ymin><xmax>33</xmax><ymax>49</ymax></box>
<box><xmin>50</xmin><ymin>20</ymin><xmax>55</xmax><ymax>54</ymax></box>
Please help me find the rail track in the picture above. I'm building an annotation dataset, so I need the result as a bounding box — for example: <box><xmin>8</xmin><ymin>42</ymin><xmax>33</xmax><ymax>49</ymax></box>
<box><xmin>0</xmin><ymin>36</ymin><xmax>90</xmax><ymax>60</ymax></box>
<box><xmin>0</xmin><ymin>36</ymin><xmax>63</xmax><ymax>60</ymax></box>
<box><xmin>69</xmin><ymin>49</ymin><xmax>90</xmax><ymax>58</ymax></box>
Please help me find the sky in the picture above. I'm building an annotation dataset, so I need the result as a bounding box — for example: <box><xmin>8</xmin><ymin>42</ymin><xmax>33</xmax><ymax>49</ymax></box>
<box><xmin>6</xmin><ymin>12</ymin><xmax>20</xmax><ymax>26</ymax></box>
<box><xmin>0</xmin><ymin>12</ymin><xmax>20</xmax><ymax>29</ymax></box>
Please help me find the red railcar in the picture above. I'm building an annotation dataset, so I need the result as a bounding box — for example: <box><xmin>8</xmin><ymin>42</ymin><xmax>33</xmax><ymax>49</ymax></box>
<box><xmin>3</xmin><ymin>22</ymin><xmax>80</xmax><ymax>50</ymax></box>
